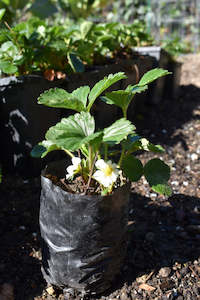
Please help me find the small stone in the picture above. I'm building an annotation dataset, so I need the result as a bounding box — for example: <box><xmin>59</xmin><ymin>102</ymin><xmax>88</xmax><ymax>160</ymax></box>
<box><xmin>191</xmin><ymin>153</ymin><xmax>198</xmax><ymax>161</ymax></box>
<box><xmin>120</xmin><ymin>292</ymin><xmax>129</xmax><ymax>300</ymax></box>
<box><xmin>194</xmin><ymin>206</ymin><xmax>200</xmax><ymax>213</ymax></box>
<box><xmin>19</xmin><ymin>226</ymin><xmax>26</xmax><ymax>230</ymax></box>
<box><xmin>136</xmin><ymin>274</ymin><xmax>148</xmax><ymax>283</ymax></box>
<box><xmin>171</xmin><ymin>181</ymin><xmax>179</xmax><ymax>186</ymax></box>
<box><xmin>162</xmin><ymin>129</ymin><xmax>167</xmax><ymax>134</ymax></box>
<box><xmin>186</xmin><ymin>225</ymin><xmax>200</xmax><ymax>233</ymax></box>
<box><xmin>150</xmin><ymin>193</ymin><xmax>157</xmax><ymax>198</ymax></box>
<box><xmin>46</xmin><ymin>286</ymin><xmax>55</xmax><ymax>295</ymax></box>
<box><xmin>183</xmin><ymin>181</ymin><xmax>188</xmax><ymax>186</ymax></box>
<box><xmin>185</xmin><ymin>165</ymin><xmax>191</xmax><ymax>171</ymax></box>
<box><xmin>158</xmin><ymin>267</ymin><xmax>171</xmax><ymax>278</ymax></box>
<box><xmin>145</xmin><ymin>232</ymin><xmax>155</xmax><ymax>242</ymax></box>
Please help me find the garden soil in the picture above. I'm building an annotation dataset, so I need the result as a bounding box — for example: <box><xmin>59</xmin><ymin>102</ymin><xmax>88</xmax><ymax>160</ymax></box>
<box><xmin>0</xmin><ymin>54</ymin><xmax>200</xmax><ymax>300</ymax></box>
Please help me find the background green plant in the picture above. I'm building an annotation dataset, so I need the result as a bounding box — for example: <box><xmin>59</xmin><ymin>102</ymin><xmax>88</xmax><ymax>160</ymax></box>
<box><xmin>0</xmin><ymin>18</ymin><xmax>154</xmax><ymax>76</ymax></box>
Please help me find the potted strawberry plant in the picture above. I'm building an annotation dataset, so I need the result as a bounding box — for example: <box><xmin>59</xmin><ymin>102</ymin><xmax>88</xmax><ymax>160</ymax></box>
<box><xmin>31</xmin><ymin>68</ymin><xmax>172</xmax><ymax>296</ymax></box>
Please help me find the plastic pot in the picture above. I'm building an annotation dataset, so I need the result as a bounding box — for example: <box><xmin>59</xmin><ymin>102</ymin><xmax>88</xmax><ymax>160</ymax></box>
<box><xmin>0</xmin><ymin>75</ymin><xmax>62</xmax><ymax>178</ymax></box>
<box><xmin>40</xmin><ymin>161</ymin><xmax>130</xmax><ymax>295</ymax></box>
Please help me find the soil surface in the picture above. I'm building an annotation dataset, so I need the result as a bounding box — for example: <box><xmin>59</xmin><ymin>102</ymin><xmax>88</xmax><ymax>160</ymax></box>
<box><xmin>0</xmin><ymin>54</ymin><xmax>200</xmax><ymax>300</ymax></box>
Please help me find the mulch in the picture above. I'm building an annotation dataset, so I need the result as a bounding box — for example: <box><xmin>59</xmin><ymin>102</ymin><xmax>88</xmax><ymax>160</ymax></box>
<box><xmin>0</xmin><ymin>54</ymin><xmax>200</xmax><ymax>300</ymax></box>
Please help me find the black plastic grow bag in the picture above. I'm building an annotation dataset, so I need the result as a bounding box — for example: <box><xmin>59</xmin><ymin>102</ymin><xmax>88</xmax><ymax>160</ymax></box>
<box><xmin>0</xmin><ymin>75</ymin><xmax>62</xmax><ymax>178</ymax></box>
<box><xmin>40</xmin><ymin>161</ymin><xmax>130</xmax><ymax>295</ymax></box>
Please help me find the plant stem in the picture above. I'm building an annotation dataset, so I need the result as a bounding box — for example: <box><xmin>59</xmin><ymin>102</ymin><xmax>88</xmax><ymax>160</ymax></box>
<box><xmin>123</xmin><ymin>108</ymin><xmax>127</xmax><ymax>119</ymax></box>
<box><xmin>84</xmin><ymin>152</ymin><xmax>98</xmax><ymax>194</ymax></box>
<box><xmin>118</xmin><ymin>148</ymin><xmax>125</xmax><ymax>167</ymax></box>
<box><xmin>88</xmin><ymin>145</ymin><xmax>93</xmax><ymax>170</ymax></box>
<box><xmin>104</xmin><ymin>144</ymin><xmax>108</xmax><ymax>161</ymax></box>
<box><xmin>64</xmin><ymin>149</ymin><xmax>74</xmax><ymax>158</ymax></box>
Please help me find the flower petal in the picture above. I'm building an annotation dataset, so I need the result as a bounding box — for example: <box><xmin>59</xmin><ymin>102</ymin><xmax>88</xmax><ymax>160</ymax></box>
<box><xmin>66</xmin><ymin>165</ymin><xmax>75</xmax><ymax>176</ymax></box>
<box><xmin>72</xmin><ymin>156</ymin><xmax>81</xmax><ymax>167</ymax></box>
<box><xmin>95</xmin><ymin>159</ymin><xmax>107</xmax><ymax>170</ymax></box>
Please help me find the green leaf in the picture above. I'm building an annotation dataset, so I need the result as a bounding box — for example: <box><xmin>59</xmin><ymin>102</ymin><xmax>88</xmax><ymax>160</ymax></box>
<box><xmin>103</xmin><ymin>118</ymin><xmax>135</xmax><ymax>144</ymax></box>
<box><xmin>144</xmin><ymin>158</ymin><xmax>171</xmax><ymax>196</ymax></box>
<box><xmin>0</xmin><ymin>61</ymin><xmax>18</xmax><ymax>74</ymax></box>
<box><xmin>122</xmin><ymin>134</ymin><xmax>141</xmax><ymax>150</ymax></box>
<box><xmin>0</xmin><ymin>9</ymin><xmax>6</xmax><ymax>21</ymax></box>
<box><xmin>38</xmin><ymin>87</ymin><xmax>88</xmax><ymax>112</ymax></box>
<box><xmin>140</xmin><ymin>138</ymin><xmax>165</xmax><ymax>153</ymax></box>
<box><xmin>71</xmin><ymin>86</ymin><xmax>90</xmax><ymax>108</ymax></box>
<box><xmin>138</xmin><ymin>68</ymin><xmax>171</xmax><ymax>87</ymax></box>
<box><xmin>122</xmin><ymin>155</ymin><xmax>143</xmax><ymax>182</ymax></box>
<box><xmin>101</xmin><ymin>90</ymin><xmax>132</xmax><ymax>112</ymax></box>
<box><xmin>45</xmin><ymin>112</ymin><xmax>98</xmax><ymax>151</ymax></box>
<box><xmin>101</xmin><ymin>84</ymin><xmax>148</xmax><ymax>114</ymax></box>
<box><xmin>31</xmin><ymin>141</ymin><xmax>61</xmax><ymax>158</ymax></box>
<box><xmin>152</xmin><ymin>183</ymin><xmax>172</xmax><ymax>196</ymax></box>
<box><xmin>80</xmin><ymin>21</ymin><xmax>93</xmax><ymax>39</ymax></box>
<box><xmin>125</xmin><ymin>84</ymin><xmax>148</xmax><ymax>94</ymax></box>
<box><xmin>87</xmin><ymin>72</ymin><xmax>127</xmax><ymax>111</ymax></box>
<box><xmin>68</xmin><ymin>53</ymin><xmax>85</xmax><ymax>73</ymax></box>
<box><xmin>147</xmin><ymin>143</ymin><xmax>165</xmax><ymax>153</ymax></box>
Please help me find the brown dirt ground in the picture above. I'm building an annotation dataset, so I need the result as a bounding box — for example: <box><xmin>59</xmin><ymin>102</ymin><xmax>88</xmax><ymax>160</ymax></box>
<box><xmin>0</xmin><ymin>54</ymin><xmax>200</xmax><ymax>300</ymax></box>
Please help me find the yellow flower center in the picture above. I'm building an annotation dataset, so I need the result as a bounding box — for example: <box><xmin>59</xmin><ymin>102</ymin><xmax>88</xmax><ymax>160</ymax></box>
<box><xmin>103</xmin><ymin>165</ymin><xmax>113</xmax><ymax>177</ymax></box>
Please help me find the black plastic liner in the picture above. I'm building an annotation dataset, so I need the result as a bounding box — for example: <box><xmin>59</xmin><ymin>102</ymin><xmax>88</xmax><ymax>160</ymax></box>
<box><xmin>0</xmin><ymin>75</ymin><xmax>61</xmax><ymax>178</ymax></box>
<box><xmin>40</xmin><ymin>161</ymin><xmax>130</xmax><ymax>295</ymax></box>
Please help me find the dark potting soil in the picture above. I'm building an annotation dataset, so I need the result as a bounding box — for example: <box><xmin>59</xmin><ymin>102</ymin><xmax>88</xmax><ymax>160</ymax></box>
<box><xmin>0</xmin><ymin>54</ymin><xmax>200</xmax><ymax>300</ymax></box>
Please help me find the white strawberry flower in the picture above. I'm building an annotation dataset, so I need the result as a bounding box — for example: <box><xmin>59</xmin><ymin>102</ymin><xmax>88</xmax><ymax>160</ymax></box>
<box><xmin>66</xmin><ymin>157</ymin><xmax>81</xmax><ymax>179</ymax></box>
<box><xmin>93</xmin><ymin>159</ymin><xmax>119</xmax><ymax>188</ymax></box>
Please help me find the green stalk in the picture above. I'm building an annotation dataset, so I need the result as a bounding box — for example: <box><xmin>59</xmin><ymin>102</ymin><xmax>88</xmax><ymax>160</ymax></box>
<box><xmin>88</xmin><ymin>145</ymin><xmax>93</xmax><ymax>170</ymax></box>
<box><xmin>104</xmin><ymin>144</ymin><xmax>108</xmax><ymax>161</ymax></box>
<box><xmin>64</xmin><ymin>149</ymin><xmax>74</xmax><ymax>158</ymax></box>
<box><xmin>118</xmin><ymin>148</ymin><xmax>125</xmax><ymax>167</ymax></box>
<box><xmin>122</xmin><ymin>107</ymin><xmax>127</xmax><ymax>119</ymax></box>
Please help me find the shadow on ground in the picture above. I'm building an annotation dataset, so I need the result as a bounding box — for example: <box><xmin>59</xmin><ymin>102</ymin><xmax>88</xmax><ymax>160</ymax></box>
<box><xmin>122</xmin><ymin>192</ymin><xmax>200</xmax><ymax>285</ymax></box>
<box><xmin>131</xmin><ymin>84</ymin><xmax>200</xmax><ymax>148</ymax></box>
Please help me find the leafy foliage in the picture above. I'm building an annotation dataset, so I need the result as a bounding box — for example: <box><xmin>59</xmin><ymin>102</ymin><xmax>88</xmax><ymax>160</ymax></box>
<box><xmin>122</xmin><ymin>155</ymin><xmax>143</xmax><ymax>182</ymax></box>
<box><xmin>0</xmin><ymin>18</ymin><xmax>155</xmax><ymax>76</ymax></box>
<box><xmin>144</xmin><ymin>158</ymin><xmax>171</xmax><ymax>196</ymax></box>
<box><xmin>32</xmin><ymin>68</ymin><xmax>172</xmax><ymax>196</ymax></box>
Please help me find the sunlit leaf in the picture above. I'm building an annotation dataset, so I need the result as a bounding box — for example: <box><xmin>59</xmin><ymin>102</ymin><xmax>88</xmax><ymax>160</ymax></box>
<box><xmin>45</xmin><ymin>112</ymin><xmax>99</xmax><ymax>151</ymax></box>
<box><xmin>87</xmin><ymin>72</ymin><xmax>127</xmax><ymax>111</ymax></box>
<box><xmin>0</xmin><ymin>61</ymin><xmax>18</xmax><ymax>74</ymax></box>
<box><xmin>68</xmin><ymin>52</ymin><xmax>85</xmax><ymax>73</ymax></box>
<box><xmin>38</xmin><ymin>87</ymin><xmax>88</xmax><ymax>112</ymax></box>
<box><xmin>152</xmin><ymin>183</ymin><xmax>172</xmax><ymax>196</ymax></box>
<box><xmin>125</xmin><ymin>84</ymin><xmax>148</xmax><ymax>94</ymax></box>
<box><xmin>103</xmin><ymin>118</ymin><xmax>135</xmax><ymax>144</ymax></box>
<box><xmin>138</xmin><ymin>68</ymin><xmax>171</xmax><ymax>87</ymax></box>
<box><xmin>101</xmin><ymin>90</ymin><xmax>132</xmax><ymax>112</ymax></box>
<box><xmin>0</xmin><ymin>9</ymin><xmax>6</xmax><ymax>21</ymax></box>
<box><xmin>80</xmin><ymin>21</ymin><xmax>93</xmax><ymax>39</ymax></box>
